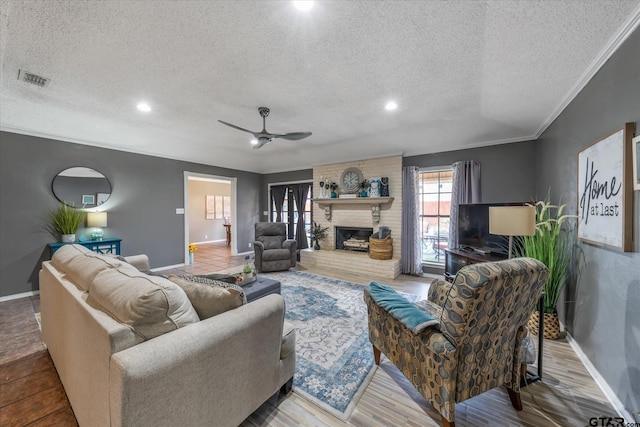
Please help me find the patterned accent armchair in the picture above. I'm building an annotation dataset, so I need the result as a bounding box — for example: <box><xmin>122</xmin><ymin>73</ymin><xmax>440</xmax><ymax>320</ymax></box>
<box><xmin>364</xmin><ymin>258</ymin><xmax>549</xmax><ymax>427</ymax></box>
<box><xmin>253</xmin><ymin>222</ymin><xmax>297</xmax><ymax>273</ymax></box>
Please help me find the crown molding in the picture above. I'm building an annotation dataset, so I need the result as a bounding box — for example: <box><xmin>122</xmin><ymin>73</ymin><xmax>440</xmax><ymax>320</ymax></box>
<box><xmin>534</xmin><ymin>4</ymin><xmax>640</xmax><ymax>139</ymax></box>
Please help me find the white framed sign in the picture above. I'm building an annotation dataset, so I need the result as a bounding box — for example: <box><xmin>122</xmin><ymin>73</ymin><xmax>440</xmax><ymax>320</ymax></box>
<box><xmin>633</xmin><ymin>134</ymin><xmax>640</xmax><ymax>191</ymax></box>
<box><xmin>577</xmin><ymin>123</ymin><xmax>635</xmax><ymax>252</ymax></box>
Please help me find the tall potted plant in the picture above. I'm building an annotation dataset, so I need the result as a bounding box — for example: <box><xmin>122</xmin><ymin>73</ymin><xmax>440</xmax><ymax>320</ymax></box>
<box><xmin>515</xmin><ymin>193</ymin><xmax>575</xmax><ymax>339</ymax></box>
<box><xmin>48</xmin><ymin>203</ymin><xmax>86</xmax><ymax>243</ymax></box>
<box><xmin>311</xmin><ymin>221</ymin><xmax>329</xmax><ymax>250</ymax></box>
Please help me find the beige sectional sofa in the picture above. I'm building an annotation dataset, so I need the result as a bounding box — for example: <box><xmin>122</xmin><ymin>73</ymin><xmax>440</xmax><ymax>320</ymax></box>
<box><xmin>40</xmin><ymin>244</ymin><xmax>295</xmax><ymax>427</ymax></box>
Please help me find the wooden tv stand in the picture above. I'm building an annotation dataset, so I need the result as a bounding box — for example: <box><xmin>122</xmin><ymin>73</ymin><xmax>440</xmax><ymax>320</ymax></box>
<box><xmin>444</xmin><ymin>248</ymin><xmax>507</xmax><ymax>282</ymax></box>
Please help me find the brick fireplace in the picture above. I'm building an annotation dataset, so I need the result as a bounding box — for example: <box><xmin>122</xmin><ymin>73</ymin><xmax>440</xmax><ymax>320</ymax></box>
<box><xmin>335</xmin><ymin>226</ymin><xmax>374</xmax><ymax>252</ymax></box>
<box><xmin>299</xmin><ymin>155</ymin><xmax>402</xmax><ymax>280</ymax></box>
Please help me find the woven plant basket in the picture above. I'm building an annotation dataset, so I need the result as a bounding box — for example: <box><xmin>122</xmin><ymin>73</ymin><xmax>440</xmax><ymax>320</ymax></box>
<box><xmin>528</xmin><ymin>310</ymin><xmax>561</xmax><ymax>340</ymax></box>
<box><xmin>369</xmin><ymin>235</ymin><xmax>393</xmax><ymax>260</ymax></box>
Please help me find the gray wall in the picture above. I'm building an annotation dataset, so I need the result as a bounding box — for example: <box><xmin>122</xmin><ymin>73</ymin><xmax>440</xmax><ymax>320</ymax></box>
<box><xmin>536</xmin><ymin>28</ymin><xmax>640</xmax><ymax>418</ymax></box>
<box><xmin>257</xmin><ymin>145</ymin><xmax>538</xmax><ymax>236</ymax></box>
<box><xmin>404</xmin><ymin>140</ymin><xmax>538</xmax><ymax>203</ymax></box>
<box><xmin>0</xmin><ymin>131</ymin><xmax>262</xmax><ymax>297</ymax></box>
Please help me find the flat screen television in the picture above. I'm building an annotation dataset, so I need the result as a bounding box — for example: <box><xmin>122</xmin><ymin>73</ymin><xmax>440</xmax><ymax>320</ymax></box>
<box><xmin>457</xmin><ymin>202</ymin><xmax>526</xmax><ymax>255</ymax></box>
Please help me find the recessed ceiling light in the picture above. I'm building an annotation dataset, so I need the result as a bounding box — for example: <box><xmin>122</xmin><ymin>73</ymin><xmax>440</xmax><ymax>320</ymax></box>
<box><xmin>250</xmin><ymin>139</ymin><xmax>259</xmax><ymax>145</ymax></box>
<box><xmin>385</xmin><ymin>101</ymin><xmax>398</xmax><ymax>111</ymax></box>
<box><xmin>136</xmin><ymin>102</ymin><xmax>151</xmax><ymax>113</ymax></box>
<box><xmin>293</xmin><ymin>1</ymin><xmax>314</xmax><ymax>11</ymax></box>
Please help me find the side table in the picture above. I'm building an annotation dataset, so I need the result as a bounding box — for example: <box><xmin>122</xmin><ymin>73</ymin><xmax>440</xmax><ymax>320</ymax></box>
<box><xmin>223</xmin><ymin>224</ymin><xmax>231</xmax><ymax>246</ymax></box>
<box><xmin>48</xmin><ymin>238</ymin><xmax>122</xmax><ymax>256</ymax></box>
<box><xmin>524</xmin><ymin>292</ymin><xmax>545</xmax><ymax>386</ymax></box>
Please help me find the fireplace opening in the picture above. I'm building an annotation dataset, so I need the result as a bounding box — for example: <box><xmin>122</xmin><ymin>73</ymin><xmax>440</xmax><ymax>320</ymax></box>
<box><xmin>335</xmin><ymin>226</ymin><xmax>374</xmax><ymax>252</ymax></box>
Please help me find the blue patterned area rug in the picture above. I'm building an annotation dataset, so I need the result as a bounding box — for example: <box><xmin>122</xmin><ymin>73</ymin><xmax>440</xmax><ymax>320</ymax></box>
<box><xmin>261</xmin><ymin>270</ymin><xmax>417</xmax><ymax>421</ymax></box>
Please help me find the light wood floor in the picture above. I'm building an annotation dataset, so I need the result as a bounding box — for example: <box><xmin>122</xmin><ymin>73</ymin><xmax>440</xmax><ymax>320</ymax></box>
<box><xmin>0</xmin><ymin>247</ymin><xmax>616</xmax><ymax>426</ymax></box>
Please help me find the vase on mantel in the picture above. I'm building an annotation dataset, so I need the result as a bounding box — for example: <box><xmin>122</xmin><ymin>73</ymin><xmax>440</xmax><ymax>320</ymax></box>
<box><xmin>188</xmin><ymin>252</ymin><xmax>194</xmax><ymax>265</ymax></box>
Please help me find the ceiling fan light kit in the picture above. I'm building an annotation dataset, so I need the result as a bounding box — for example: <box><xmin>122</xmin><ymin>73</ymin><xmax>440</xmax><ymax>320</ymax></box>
<box><xmin>219</xmin><ymin>107</ymin><xmax>312</xmax><ymax>149</ymax></box>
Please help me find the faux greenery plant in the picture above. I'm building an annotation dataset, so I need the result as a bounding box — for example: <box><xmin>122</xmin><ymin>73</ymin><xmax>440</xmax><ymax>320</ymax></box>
<box><xmin>515</xmin><ymin>193</ymin><xmax>575</xmax><ymax>314</ymax></box>
<box><xmin>311</xmin><ymin>221</ymin><xmax>329</xmax><ymax>242</ymax></box>
<box><xmin>49</xmin><ymin>203</ymin><xmax>86</xmax><ymax>236</ymax></box>
<box><xmin>243</xmin><ymin>254</ymin><xmax>255</xmax><ymax>274</ymax></box>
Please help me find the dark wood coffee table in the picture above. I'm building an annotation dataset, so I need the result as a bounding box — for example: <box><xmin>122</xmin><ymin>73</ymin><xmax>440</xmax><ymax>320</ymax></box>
<box><xmin>243</xmin><ymin>276</ymin><xmax>281</xmax><ymax>303</ymax></box>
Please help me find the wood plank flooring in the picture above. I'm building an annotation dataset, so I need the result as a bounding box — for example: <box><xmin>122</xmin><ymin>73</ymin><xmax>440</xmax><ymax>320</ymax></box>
<box><xmin>0</xmin><ymin>245</ymin><xmax>616</xmax><ymax>426</ymax></box>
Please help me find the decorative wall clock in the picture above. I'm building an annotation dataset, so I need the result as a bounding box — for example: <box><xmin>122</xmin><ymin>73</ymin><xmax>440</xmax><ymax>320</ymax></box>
<box><xmin>340</xmin><ymin>167</ymin><xmax>363</xmax><ymax>194</ymax></box>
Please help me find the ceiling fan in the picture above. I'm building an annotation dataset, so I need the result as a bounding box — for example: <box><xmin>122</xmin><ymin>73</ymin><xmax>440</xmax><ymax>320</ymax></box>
<box><xmin>218</xmin><ymin>107</ymin><xmax>312</xmax><ymax>149</ymax></box>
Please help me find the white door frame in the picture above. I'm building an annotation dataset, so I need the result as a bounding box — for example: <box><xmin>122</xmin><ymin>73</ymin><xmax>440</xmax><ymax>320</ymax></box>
<box><xmin>183</xmin><ymin>171</ymin><xmax>238</xmax><ymax>264</ymax></box>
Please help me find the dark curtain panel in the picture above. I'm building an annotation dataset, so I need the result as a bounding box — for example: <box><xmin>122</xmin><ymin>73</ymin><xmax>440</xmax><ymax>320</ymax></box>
<box><xmin>401</xmin><ymin>166</ymin><xmax>421</xmax><ymax>275</ymax></box>
<box><xmin>271</xmin><ymin>185</ymin><xmax>287</xmax><ymax>222</ymax></box>
<box><xmin>292</xmin><ymin>183</ymin><xmax>311</xmax><ymax>249</ymax></box>
<box><xmin>449</xmin><ymin>161</ymin><xmax>482</xmax><ymax>249</ymax></box>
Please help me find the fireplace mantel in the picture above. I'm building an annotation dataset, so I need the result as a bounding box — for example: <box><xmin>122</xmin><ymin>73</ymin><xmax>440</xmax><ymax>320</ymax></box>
<box><xmin>313</xmin><ymin>197</ymin><xmax>394</xmax><ymax>223</ymax></box>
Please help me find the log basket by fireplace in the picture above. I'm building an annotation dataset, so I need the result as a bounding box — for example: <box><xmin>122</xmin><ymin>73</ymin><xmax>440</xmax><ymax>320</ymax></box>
<box><xmin>369</xmin><ymin>235</ymin><xmax>393</xmax><ymax>260</ymax></box>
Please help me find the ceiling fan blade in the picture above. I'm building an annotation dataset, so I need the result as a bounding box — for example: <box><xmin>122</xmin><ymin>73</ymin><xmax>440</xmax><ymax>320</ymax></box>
<box><xmin>218</xmin><ymin>120</ymin><xmax>258</xmax><ymax>136</ymax></box>
<box><xmin>272</xmin><ymin>132</ymin><xmax>312</xmax><ymax>141</ymax></box>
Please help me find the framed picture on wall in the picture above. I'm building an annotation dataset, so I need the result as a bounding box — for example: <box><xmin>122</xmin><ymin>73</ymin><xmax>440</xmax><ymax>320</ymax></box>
<box><xmin>205</xmin><ymin>195</ymin><xmax>214</xmax><ymax>220</ymax></box>
<box><xmin>96</xmin><ymin>192</ymin><xmax>110</xmax><ymax>205</ymax></box>
<box><xmin>577</xmin><ymin>122</ymin><xmax>635</xmax><ymax>252</ymax></box>
<box><xmin>633</xmin><ymin>134</ymin><xmax>640</xmax><ymax>191</ymax></box>
<box><xmin>215</xmin><ymin>196</ymin><xmax>223</xmax><ymax>219</ymax></box>
<box><xmin>223</xmin><ymin>196</ymin><xmax>231</xmax><ymax>218</ymax></box>
<box><xmin>82</xmin><ymin>194</ymin><xmax>95</xmax><ymax>205</ymax></box>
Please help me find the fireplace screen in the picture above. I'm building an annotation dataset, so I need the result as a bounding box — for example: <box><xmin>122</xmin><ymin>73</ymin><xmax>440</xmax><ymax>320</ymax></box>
<box><xmin>335</xmin><ymin>226</ymin><xmax>374</xmax><ymax>252</ymax></box>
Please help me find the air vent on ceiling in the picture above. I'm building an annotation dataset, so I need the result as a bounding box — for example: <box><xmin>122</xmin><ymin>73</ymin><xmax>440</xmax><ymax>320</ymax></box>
<box><xmin>17</xmin><ymin>69</ymin><xmax>50</xmax><ymax>87</ymax></box>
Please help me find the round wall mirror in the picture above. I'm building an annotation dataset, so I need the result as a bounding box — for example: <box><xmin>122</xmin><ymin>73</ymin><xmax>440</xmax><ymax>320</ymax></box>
<box><xmin>52</xmin><ymin>167</ymin><xmax>112</xmax><ymax>207</ymax></box>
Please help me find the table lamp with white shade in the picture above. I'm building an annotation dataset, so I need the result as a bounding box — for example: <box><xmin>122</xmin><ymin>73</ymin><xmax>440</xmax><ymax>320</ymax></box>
<box><xmin>86</xmin><ymin>211</ymin><xmax>108</xmax><ymax>241</ymax></box>
<box><xmin>489</xmin><ymin>206</ymin><xmax>536</xmax><ymax>258</ymax></box>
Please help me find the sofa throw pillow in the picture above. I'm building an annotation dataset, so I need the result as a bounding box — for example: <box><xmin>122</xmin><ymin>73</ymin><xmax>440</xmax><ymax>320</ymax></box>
<box><xmin>181</xmin><ymin>275</ymin><xmax>247</xmax><ymax>302</ymax></box>
<box><xmin>51</xmin><ymin>244</ymin><xmax>138</xmax><ymax>291</ymax></box>
<box><xmin>193</xmin><ymin>273</ymin><xmax>238</xmax><ymax>285</ymax></box>
<box><xmin>89</xmin><ymin>267</ymin><xmax>200</xmax><ymax>340</ymax></box>
<box><xmin>167</xmin><ymin>275</ymin><xmax>246</xmax><ymax>320</ymax></box>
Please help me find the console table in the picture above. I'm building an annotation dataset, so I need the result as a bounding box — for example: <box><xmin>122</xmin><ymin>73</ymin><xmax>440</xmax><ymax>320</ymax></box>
<box><xmin>48</xmin><ymin>238</ymin><xmax>122</xmax><ymax>256</ymax></box>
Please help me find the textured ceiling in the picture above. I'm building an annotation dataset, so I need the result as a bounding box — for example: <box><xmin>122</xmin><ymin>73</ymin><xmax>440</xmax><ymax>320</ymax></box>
<box><xmin>1</xmin><ymin>0</ymin><xmax>639</xmax><ymax>173</ymax></box>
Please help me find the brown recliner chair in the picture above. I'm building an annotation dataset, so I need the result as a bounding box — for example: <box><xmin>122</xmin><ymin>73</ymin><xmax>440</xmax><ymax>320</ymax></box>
<box><xmin>253</xmin><ymin>222</ymin><xmax>297</xmax><ymax>273</ymax></box>
<box><xmin>364</xmin><ymin>257</ymin><xmax>549</xmax><ymax>427</ymax></box>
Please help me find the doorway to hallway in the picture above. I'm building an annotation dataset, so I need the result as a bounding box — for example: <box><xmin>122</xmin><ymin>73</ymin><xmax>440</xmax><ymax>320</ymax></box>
<box><xmin>184</xmin><ymin>172</ymin><xmax>237</xmax><ymax>265</ymax></box>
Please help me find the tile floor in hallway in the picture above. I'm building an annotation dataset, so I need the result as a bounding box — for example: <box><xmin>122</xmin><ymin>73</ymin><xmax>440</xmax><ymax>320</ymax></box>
<box><xmin>161</xmin><ymin>240</ymin><xmax>249</xmax><ymax>276</ymax></box>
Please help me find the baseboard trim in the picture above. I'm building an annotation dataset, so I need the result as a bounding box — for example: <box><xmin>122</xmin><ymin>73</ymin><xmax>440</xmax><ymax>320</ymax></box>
<box><xmin>151</xmin><ymin>263</ymin><xmax>185</xmax><ymax>272</ymax></box>
<box><xmin>191</xmin><ymin>239</ymin><xmax>226</xmax><ymax>244</ymax></box>
<box><xmin>565</xmin><ymin>332</ymin><xmax>634</xmax><ymax>422</ymax></box>
<box><xmin>0</xmin><ymin>290</ymin><xmax>40</xmax><ymax>302</ymax></box>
